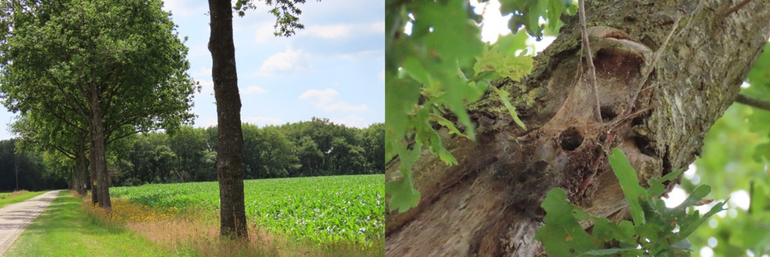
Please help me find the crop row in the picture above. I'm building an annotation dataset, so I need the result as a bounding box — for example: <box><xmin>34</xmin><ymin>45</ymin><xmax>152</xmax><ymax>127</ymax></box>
<box><xmin>110</xmin><ymin>174</ymin><xmax>384</xmax><ymax>244</ymax></box>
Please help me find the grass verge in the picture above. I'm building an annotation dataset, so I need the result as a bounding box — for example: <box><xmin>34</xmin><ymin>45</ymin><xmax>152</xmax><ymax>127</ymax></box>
<box><xmin>0</xmin><ymin>190</ymin><xmax>46</xmax><ymax>208</ymax></box>
<box><xmin>4</xmin><ymin>191</ymin><xmax>170</xmax><ymax>257</ymax></box>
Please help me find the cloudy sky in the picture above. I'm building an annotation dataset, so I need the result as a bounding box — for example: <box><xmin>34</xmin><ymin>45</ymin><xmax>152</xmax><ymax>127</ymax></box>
<box><xmin>0</xmin><ymin>0</ymin><xmax>384</xmax><ymax>140</ymax></box>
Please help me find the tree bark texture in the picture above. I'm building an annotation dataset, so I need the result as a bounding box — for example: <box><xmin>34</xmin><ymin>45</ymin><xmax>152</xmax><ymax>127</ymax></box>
<box><xmin>76</xmin><ymin>139</ymin><xmax>88</xmax><ymax>196</ymax></box>
<box><xmin>208</xmin><ymin>0</ymin><xmax>248</xmax><ymax>239</ymax></box>
<box><xmin>89</xmin><ymin>130</ymin><xmax>98</xmax><ymax>204</ymax></box>
<box><xmin>89</xmin><ymin>89</ymin><xmax>111</xmax><ymax>210</ymax></box>
<box><xmin>385</xmin><ymin>1</ymin><xmax>770</xmax><ymax>256</ymax></box>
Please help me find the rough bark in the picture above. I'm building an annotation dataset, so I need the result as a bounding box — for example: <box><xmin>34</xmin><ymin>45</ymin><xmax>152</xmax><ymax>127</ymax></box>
<box><xmin>90</xmin><ymin>133</ymin><xmax>98</xmax><ymax>204</ymax></box>
<box><xmin>208</xmin><ymin>0</ymin><xmax>248</xmax><ymax>239</ymax></box>
<box><xmin>89</xmin><ymin>89</ymin><xmax>111</xmax><ymax>210</ymax></box>
<box><xmin>76</xmin><ymin>139</ymin><xmax>88</xmax><ymax>196</ymax></box>
<box><xmin>385</xmin><ymin>0</ymin><xmax>770</xmax><ymax>256</ymax></box>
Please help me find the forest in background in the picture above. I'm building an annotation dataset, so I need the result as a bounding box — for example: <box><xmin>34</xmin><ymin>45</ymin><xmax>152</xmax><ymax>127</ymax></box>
<box><xmin>0</xmin><ymin>117</ymin><xmax>384</xmax><ymax>192</ymax></box>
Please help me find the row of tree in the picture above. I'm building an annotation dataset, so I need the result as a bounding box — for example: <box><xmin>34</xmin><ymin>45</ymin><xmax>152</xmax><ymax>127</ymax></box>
<box><xmin>1</xmin><ymin>118</ymin><xmax>383</xmax><ymax>191</ymax></box>
<box><xmin>0</xmin><ymin>139</ymin><xmax>67</xmax><ymax>192</ymax></box>
<box><xmin>112</xmin><ymin>119</ymin><xmax>383</xmax><ymax>186</ymax></box>
<box><xmin>1</xmin><ymin>0</ymin><xmax>318</xmax><ymax>239</ymax></box>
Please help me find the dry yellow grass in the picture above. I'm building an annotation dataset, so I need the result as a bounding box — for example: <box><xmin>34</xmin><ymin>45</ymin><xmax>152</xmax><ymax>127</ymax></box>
<box><xmin>6</xmin><ymin>190</ymin><xmax>29</xmax><ymax>198</ymax></box>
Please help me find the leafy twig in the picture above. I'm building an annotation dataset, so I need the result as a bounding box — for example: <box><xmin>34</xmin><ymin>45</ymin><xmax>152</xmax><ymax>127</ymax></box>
<box><xmin>578</xmin><ymin>0</ymin><xmax>602</xmax><ymax>122</ymax></box>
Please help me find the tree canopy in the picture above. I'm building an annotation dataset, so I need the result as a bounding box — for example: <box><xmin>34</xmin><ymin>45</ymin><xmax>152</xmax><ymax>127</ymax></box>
<box><xmin>0</xmin><ymin>0</ymin><xmax>198</xmax><ymax>209</ymax></box>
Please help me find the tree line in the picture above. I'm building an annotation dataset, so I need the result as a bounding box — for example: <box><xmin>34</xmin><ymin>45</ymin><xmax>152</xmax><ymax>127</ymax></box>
<box><xmin>0</xmin><ymin>118</ymin><xmax>383</xmax><ymax>191</ymax></box>
<box><xmin>1</xmin><ymin>0</ymin><xmax>321</xmax><ymax>239</ymax></box>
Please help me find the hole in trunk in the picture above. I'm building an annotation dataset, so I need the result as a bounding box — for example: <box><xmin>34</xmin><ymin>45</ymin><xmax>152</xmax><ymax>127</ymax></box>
<box><xmin>634</xmin><ymin>136</ymin><xmax>656</xmax><ymax>157</ymax></box>
<box><xmin>600</xmin><ymin>105</ymin><xmax>618</xmax><ymax>122</ymax></box>
<box><xmin>559</xmin><ymin>127</ymin><xmax>583</xmax><ymax>151</ymax></box>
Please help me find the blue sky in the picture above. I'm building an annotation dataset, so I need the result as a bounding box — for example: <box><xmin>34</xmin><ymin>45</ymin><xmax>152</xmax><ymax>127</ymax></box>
<box><xmin>0</xmin><ymin>0</ymin><xmax>384</xmax><ymax>140</ymax></box>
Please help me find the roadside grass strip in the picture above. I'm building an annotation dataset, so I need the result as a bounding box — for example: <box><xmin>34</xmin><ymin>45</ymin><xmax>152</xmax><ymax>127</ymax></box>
<box><xmin>0</xmin><ymin>191</ymin><xmax>46</xmax><ymax>209</ymax></box>
<box><xmin>4</xmin><ymin>191</ymin><xmax>169</xmax><ymax>257</ymax></box>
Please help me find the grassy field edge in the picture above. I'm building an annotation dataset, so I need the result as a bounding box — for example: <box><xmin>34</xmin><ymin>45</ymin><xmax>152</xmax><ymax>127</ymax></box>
<box><xmin>0</xmin><ymin>191</ymin><xmax>48</xmax><ymax>209</ymax></box>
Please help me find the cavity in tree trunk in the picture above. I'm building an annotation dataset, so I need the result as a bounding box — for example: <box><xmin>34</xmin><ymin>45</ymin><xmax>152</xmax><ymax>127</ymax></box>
<box><xmin>385</xmin><ymin>1</ymin><xmax>770</xmax><ymax>256</ymax></box>
<box><xmin>208</xmin><ymin>0</ymin><xmax>248</xmax><ymax>239</ymax></box>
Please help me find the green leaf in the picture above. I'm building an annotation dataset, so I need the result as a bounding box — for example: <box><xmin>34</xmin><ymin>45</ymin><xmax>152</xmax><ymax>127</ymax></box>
<box><xmin>536</xmin><ymin>188</ymin><xmax>597</xmax><ymax>256</ymax></box>
<box><xmin>668</xmin><ymin>238</ymin><xmax>692</xmax><ymax>250</ymax></box>
<box><xmin>473</xmin><ymin>45</ymin><xmax>533</xmax><ymax>80</ymax></box>
<box><xmin>608</xmin><ymin>148</ymin><xmax>648</xmax><ymax>226</ymax></box>
<box><xmin>384</xmin><ymin>76</ymin><xmax>421</xmax><ymax>163</ymax></box>
<box><xmin>492</xmin><ymin>87</ymin><xmax>527</xmax><ymax>130</ymax></box>
<box><xmin>579</xmin><ymin>248</ymin><xmax>644</xmax><ymax>256</ymax></box>
<box><xmin>429</xmin><ymin>114</ymin><xmax>466</xmax><ymax>138</ymax></box>
<box><xmin>647</xmin><ymin>169</ymin><xmax>682</xmax><ymax>197</ymax></box>
<box><xmin>492</xmin><ymin>29</ymin><xmax>531</xmax><ymax>55</ymax></box>
<box><xmin>677</xmin><ymin>199</ymin><xmax>726</xmax><ymax>240</ymax></box>
<box><xmin>385</xmin><ymin>176</ymin><xmax>421</xmax><ymax>213</ymax></box>
<box><xmin>500</xmin><ymin>0</ymin><xmax>572</xmax><ymax>38</ymax></box>
<box><xmin>590</xmin><ymin>215</ymin><xmax>637</xmax><ymax>245</ymax></box>
<box><xmin>386</xmin><ymin>141</ymin><xmax>424</xmax><ymax>213</ymax></box>
<box><xmin>672</xmin><ymin>185</ymin><xmax>711</xmax><ymax>211</ymax></box>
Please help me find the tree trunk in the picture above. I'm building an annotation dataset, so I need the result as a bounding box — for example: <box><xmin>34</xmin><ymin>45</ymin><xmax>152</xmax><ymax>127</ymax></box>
<box><xmin>76</xmin><ymin>139</ymin><xmax>88</xmax><ymax>196</ymax></box>
<box><xmin>208</xmin><ymin>0</ymin><xmax>248</xmax><ymax>239</ymax></box>
<box><xmin>70</xmin><ymin>167</ymin><xmax>75</xmax><ymax>190</ymax></box>
<box><xmin>385</xmin><ymin>1</ymin><xmax>770</xmax><ymax>256</ymax></box>
<box><xmin>89</xmin><ymin>89</ymin><xmax>111</xmax><ymax>211</ymax></box>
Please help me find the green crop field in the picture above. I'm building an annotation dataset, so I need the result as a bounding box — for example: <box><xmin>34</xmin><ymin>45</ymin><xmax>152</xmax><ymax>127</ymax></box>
<box><xmin>110</xmin><ymin>174</ymin><xmax>384</xmax><ymax>245</ymax></box>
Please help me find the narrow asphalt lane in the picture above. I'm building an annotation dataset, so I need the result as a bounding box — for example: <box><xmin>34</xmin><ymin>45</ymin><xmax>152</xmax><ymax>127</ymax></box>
<box><xmin>0</xmin><ymin>190</ymin><xmax>60</xmax><ymax>256</ymax></box>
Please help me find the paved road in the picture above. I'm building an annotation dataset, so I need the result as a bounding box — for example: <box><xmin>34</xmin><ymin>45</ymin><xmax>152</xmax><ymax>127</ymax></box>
<box><xmin>0</xmin><ymin>190</ymin><xmax>60</xmax><ymax>256</ymax></box>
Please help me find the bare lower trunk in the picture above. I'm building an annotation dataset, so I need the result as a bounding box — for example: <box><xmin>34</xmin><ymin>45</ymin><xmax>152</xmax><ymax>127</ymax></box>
<box><xmin>90</xmin><ymin>89</ymin><xmax>111</xmax><ymax>211</ymax></box>
<box><xmin>386</xmin><ymin>1</ymin><xmax>770</xmax><ymax>256</ymax></box>
<box><xmin>76</xmin><ymin>140</ymin><xmax>88</xmax><ymax>196</ymax></box>
<box><xmin>89</xmin><ymin>131</ymin><xmax>98</xmax><ymax>204</ymax></box>
<box><xmin>208</xmin><ymin>0</ymin><xmax>247</xmax><ymax>239</ymax></box>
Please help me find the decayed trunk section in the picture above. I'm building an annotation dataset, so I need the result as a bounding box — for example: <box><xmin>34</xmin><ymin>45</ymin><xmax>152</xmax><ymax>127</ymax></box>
<box><xmin>208</xmin><ymin>0</ymin><xmax>248</xmax><ymax>238</ymax></box>
<box><xmin>385</xmin><ymin>1</ymin><xmax>770</xmax><ymax>256</ymax></box>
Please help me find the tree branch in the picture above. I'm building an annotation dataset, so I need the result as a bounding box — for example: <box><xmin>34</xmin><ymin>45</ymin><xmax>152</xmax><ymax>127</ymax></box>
<box><xmin>735</xmin><ymin>93</ymin><xmax>770</xmax><ymax>111</ymax></box>
<box><xmin>722</xmin><ymin>0</ymin><xmax>752</xmax><ymax>16</ymax></box>
<box><xmin>578</xmin><ymin>0</ymin><xmax>602</xmax><ymax>122</ymax></box>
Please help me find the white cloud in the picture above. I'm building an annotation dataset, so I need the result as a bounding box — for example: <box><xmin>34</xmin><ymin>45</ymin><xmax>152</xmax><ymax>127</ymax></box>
<box><xmin>243</xmin><ymin>116</ymin><xmax>285</xmax><ymax>126</ymax></box>
<box><xmin>336</xmin><ymin>49</ymin><xmax>382</xmax><ymax>61</ymax></box>
<box><xmin>240</xmin><ymin>86</ymin><xmax>267</xmax><ymax>95</ymax></box>
<box><xmin>254</xmin><ymin>47</ymin><xmax>313</xmax><ymax>76</ymax></box>
<box><xmin>254</xmin><ymin>22</ymin><xmax>278</xmax><ymax>44</ymax></box>
<box><xmin>378</xmin><ymin>70</ymin><xmax>385</xmax><ymax>81</ymax></box>
<box><xmin>191</xmin><ymin>67</ymin><xmax>211</xmax><ymax>79</ymax></box>
<box><xmin>162</xmin><ymin>0</ymin><xmax>206</xmax><ymax>16</ymax></box>
<box><xmin>302</xmin><ymin>22</ymin><xmax>383</xmax><ymax>39</ymax></box>
<box><xmin>298</xmin><ymin>89</ymin><xmax>368</xmax><ymax>112</ymax></box>
<box><xmin>371</xmin><ymin>22</ymin><xmax>385</xmax><ymax>33</ymax></box>
<box><xmin>332</xmin><ymin>115</ymin><xmax>370</xmax><ymax>128</ymax></box>
<box><xmin>188</xmin><ymin>43</ymin><xmax>209</xmax><ymax>58</ymax></box>
<box><xmin>304</xmin><ymin>24</ymin><xmax>355</xmax><ymax>39</ymax></box>
<box><xmin>202</xmin><ymin>116</ymin><xmax>217</xmax><ymax>127</ymax></box>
